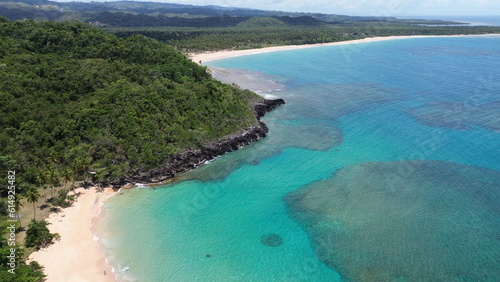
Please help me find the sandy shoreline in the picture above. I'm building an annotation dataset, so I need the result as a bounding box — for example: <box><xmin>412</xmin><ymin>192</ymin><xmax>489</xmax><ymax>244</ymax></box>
<box><xmin>28</xmin><ymin>187</ymin><xmax>117</xmax><ymax>282</ymax></box>
<box><xmin>25</xmin><ymin>33</ymin><xmax>500</xmax><ymax>282</ymax></box>
<box><xmin>190</xmin><ymin>34</ymin><xmax>500</xmax><ymax>63</ymax></box>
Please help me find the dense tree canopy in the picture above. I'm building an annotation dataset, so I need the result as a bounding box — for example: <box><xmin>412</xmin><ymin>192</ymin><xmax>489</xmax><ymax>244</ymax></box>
<box><xmin>0</xmin><ymin>226</ymin><xmax>46</xmax><ymax>280</ymax></box>
<box><xmin>109</xmin><ymin>24</ymin><xmax>500</xmax><ymax>52</ymax></box>
<box><xmin>0</xmin><ymin>17</ymin><xmax>262</xmax><ymax>188</ymax></box>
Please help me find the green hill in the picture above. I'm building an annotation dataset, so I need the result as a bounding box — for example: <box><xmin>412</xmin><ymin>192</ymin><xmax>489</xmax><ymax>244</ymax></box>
<box><xmin>0</xmin><ymin>17</ymin><xmax>265</xmax><ymax>187</ymax></box>
<box><xmin>237</xmin><ymin>17</ymin><xmax>286</xmax><ymax>28</ymax></box>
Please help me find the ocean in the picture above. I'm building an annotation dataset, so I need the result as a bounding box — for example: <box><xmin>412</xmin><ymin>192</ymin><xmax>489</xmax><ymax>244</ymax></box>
<box><xmin>97</xmin><ymin>35</ymin><xmax>500</xmax><ymax>281</ymax></box>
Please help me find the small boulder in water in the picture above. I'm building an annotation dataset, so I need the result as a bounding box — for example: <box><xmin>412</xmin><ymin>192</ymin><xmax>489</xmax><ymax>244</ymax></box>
<box><xmin>260</xmin><ymin>233</ymin><xmax>283</xmax><ymax>247</ymax></box>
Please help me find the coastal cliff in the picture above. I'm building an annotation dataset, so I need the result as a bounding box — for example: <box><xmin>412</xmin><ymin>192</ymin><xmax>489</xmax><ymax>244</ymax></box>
<box><xmin>0</xmin><ymin>19</ymin><xmax>284</xmax><ymax>190</ymax></box>
<box><xmin>116</xmin><ymin>98</ymin><xmax>285</xmax><ymax>185</ymax></box>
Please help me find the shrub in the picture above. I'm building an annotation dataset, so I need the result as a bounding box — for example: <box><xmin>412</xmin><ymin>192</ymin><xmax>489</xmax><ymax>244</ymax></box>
<box><xmin>25</xmin><ymin>220</ymin><xmax>56</xmax><ymax>250</ymax></box>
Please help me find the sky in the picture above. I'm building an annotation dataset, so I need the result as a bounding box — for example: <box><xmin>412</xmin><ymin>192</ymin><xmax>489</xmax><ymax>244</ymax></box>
<box><xmin>149</xmin><ymin>0</ymin><xmax>500</xmax><ymax>16</ymax></box>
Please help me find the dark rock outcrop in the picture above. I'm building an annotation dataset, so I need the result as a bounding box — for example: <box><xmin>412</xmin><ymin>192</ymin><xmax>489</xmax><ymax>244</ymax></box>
<box><xmin>113</xmin><ymin>98</ymin><xmax>285</xmax><ymax>186</ymax></box>
<box><xmin>254</xmin><ymin>98</ymin><xmax>285</xmax><ymax>119</ymax></box>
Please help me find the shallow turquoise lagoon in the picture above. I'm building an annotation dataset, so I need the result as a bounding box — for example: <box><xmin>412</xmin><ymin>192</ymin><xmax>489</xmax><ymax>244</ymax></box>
<box><xmin>98</xmin><ymin>36</ymin><xmax>500</xmax><ymax>281</ymax></box>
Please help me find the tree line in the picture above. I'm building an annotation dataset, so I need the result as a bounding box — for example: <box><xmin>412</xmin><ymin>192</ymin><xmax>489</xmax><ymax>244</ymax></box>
<box><xmin>0</xmin><ymin>17</ymin><xmax>261</xmax><ymax>190</ymax></box>
<box><xmin>108</xmin><ymin>23</ymin><xmax>500</xmax><ymax>52</ymax></box>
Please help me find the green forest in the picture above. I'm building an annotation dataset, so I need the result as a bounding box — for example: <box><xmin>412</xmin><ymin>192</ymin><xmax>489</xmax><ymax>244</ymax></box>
<box><xmin>3</xmin><ymin>0</ymin><xmax>500</xmax><ymax>53</ymax></box>
<box><xmin>109</xmin><ymin>24</ymin><xmax>500</xmax><ymax>52</ymax></box>
<box><xmin>1</xmin><ymin>1</ymin><xmax>500</xmax><ymax>279</ymax></box>
<box><xmin>0</xmin><ymin>16</ymin><xmax>265</xmax><ymax>279</ymax></box>
<box><xmin>0</xmin><ymin>17</ymin><xmax>262</xmax><ymax>188</ymax></box>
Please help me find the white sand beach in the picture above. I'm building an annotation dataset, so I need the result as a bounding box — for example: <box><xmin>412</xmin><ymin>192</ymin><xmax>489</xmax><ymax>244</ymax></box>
<box><xmin>190</xmin><ymin>35</ymin><xmax>500</xmax><ymax>64</ymax></box>
<box><xmin>28</xmin><ymin>187</ymin><xmax>116</xmax><ymax>282</ymax></box>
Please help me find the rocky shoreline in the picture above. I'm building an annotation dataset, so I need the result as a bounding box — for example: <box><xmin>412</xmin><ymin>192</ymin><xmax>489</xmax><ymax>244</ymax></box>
<box><xmin>113</xmin><ymin>98</ymin><xmax>285</xmax><ymax>185</ymax></box>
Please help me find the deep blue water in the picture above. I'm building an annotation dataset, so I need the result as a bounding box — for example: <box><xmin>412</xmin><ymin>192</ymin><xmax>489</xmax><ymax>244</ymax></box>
<box><xmin>98</xmin><ymin>36</ymin><xmax>500</xmax><ymax>281</ymax></box>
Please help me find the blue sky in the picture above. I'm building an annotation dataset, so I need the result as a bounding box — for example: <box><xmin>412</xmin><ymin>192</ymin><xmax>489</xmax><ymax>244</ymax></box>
<box><xmin>148</xmin><ymin>0</ymin><xmax>499</xmax><ymax>16</ymax></box>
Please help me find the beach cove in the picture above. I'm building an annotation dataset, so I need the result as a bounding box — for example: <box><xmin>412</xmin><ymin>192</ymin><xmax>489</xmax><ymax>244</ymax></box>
<box><xmin>28</xmin><ymin>187</ymin><xmax>116</xmax><ymax>282</ymax></box>
<box><xmin>29</xmin><ymin>34</ymin><xmax>500</xmax><ymax>281</ymax></box>
<box><xmin>190</xmin><ymin>34</ymin><xmax>500</xmax><ymax>63</ymax></box>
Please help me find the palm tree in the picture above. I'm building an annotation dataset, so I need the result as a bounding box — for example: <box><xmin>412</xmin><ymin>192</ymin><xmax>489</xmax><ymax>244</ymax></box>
<box><xmin>79</xmin><ymin>158</ymin><xmax>91</xmax><ymax>183</ymax></box>
<box><xmin>61</xmin><ymin>167</ymin><xmax>73</xmax><ymax>191</ymax></box>
<box><xmin>26</xmin><ymin>186</ymin><xmax>41</xmax><ymax>220</ymax></box>
<box><xmin>37</xmin><ymin>169</ymin><xmax>48</xmax><ymax>201</ymax></box>
<box><xmin>71</xmin><ymin>160</ymin><xmax>79</xmax><ymax>187</ymax></box>
<box><xmin>14</xmin><ymin>193</ymin><xmax>24</xmax><ymax>230</ymax></box>
<box><xmin>47</xmin><ymin>153</ymin><xmax>59</xmax><ymax>167</ymax></box>
<box><xmin>95</xmin><ymin>171</ymin><xmax>107</xmax><ymax>192</ymax></box>
<box><xmin>48</xmin><ymin>167</ymin><xmax>58</xmax><ymax>198</ymax></box>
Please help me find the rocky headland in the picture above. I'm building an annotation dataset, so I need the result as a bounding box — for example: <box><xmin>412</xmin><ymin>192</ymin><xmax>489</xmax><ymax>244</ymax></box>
<box><xmin>113</xmin><ymin>98</ymin><xmax>285</xmax><ymax>185</ymax></box>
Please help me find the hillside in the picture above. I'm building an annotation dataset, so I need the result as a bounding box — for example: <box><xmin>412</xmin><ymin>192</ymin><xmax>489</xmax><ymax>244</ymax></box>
<box><xmin>5</xmin><ymin>0</ymin><xmax>500</xmax><ymax>53</ymax></box>
<box><xmin>0</xmin><ymin>0</ymin><xmax>462</xmax><ymax>26</ymax></box>
<box><xmin>0</xmin><ymin>17</ymin><xmax>270</xmax><ymax>188</ymax></box>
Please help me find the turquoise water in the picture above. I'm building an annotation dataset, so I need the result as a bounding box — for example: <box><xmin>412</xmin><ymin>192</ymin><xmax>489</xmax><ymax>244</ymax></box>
<box><xmin>98</xmin><ymin>36</ymin><xmax>500</xmax><ymax>281</ymax></box>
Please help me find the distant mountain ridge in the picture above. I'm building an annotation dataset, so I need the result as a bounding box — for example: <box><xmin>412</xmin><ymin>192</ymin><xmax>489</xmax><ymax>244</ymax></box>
<box><xmin>0</xmin><ymin>0</ymin><xmax>462</xmax><ymax>26</ymax></box>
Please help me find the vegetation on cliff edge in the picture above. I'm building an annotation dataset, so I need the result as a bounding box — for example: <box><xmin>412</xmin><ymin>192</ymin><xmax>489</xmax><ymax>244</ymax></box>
<box><xmin>0</xmin><ymin>17</ymin><xmax>262</xmax><ymax>190</ymax></box>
